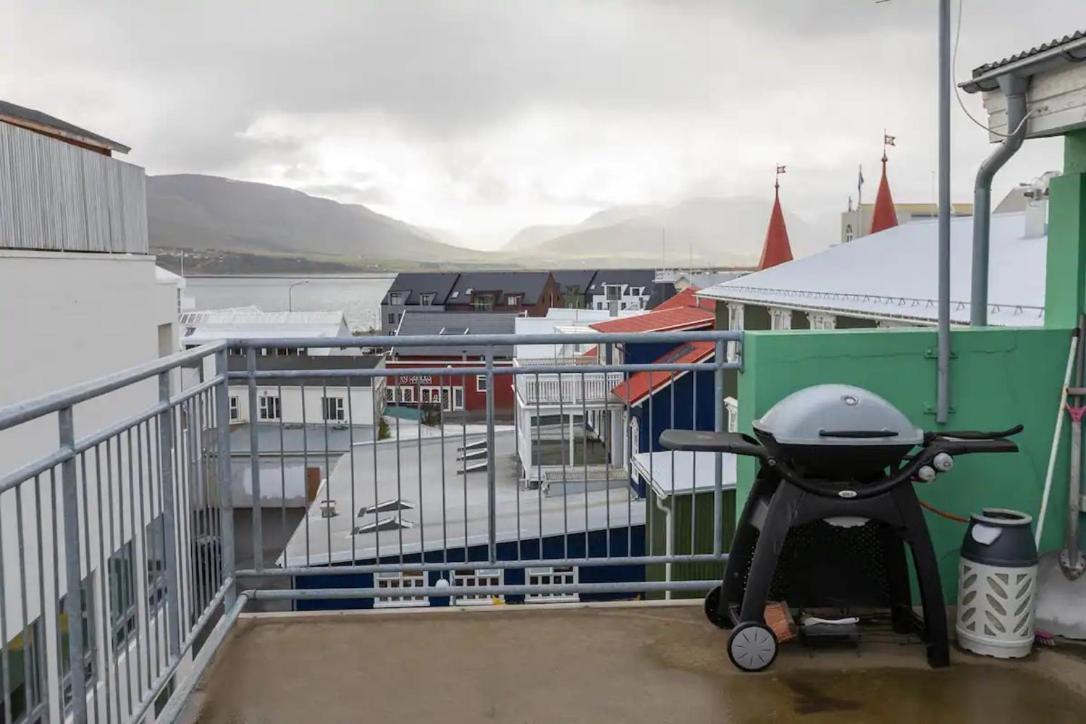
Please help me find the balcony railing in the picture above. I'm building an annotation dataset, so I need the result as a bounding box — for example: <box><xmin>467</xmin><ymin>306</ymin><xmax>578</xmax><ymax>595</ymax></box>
<box><xmin>514</xmin><ymin>360</ymin><xmax>625</xmax><ymax>406</ymax></box>
<box><xmin>0</xmin><ymin>329</ymin><xmax>741</xmax><ymax>723</ymax></box>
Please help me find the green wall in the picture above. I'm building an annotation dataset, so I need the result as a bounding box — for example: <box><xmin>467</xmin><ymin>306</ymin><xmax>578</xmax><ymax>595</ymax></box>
<box><xmin>645</xmin><ymin>487</ymin><xmax>735</xmax><ymax>599</ymax></box>
<box><xmin>736</xmin><ymin>326</ymin><xmax>1075</xmax><ymax>600</ymax></box>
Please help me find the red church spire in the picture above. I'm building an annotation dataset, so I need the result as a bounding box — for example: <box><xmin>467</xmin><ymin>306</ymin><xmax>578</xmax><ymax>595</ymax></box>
<box><xmin>758</xmin><ymin>167</ymin><xmax>794</xmax><ymax>270</ymax></box>
<box><xmin>869</xmin><ymin>138</ymin><xmax>899</xmax><ymax>234</ymax></box>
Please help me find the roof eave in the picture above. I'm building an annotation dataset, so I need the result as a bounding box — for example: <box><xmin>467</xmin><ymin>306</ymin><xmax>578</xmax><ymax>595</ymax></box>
<box><xmin>960</xmin><ymin>35</ymin><xmax>1086</xmax><ymax>93</ymax></box>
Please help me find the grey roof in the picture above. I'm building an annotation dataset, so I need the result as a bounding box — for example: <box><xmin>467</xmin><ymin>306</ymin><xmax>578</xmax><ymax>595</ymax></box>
<box><xmin>552</xmin><ymin>270</ymin><xmax>598</xmax><ymax>292</ymax></box>
<box><xmin>228</xmin><ymin>354</ymin><xmax>383</xmax><ymax>387</ymax></box>
<box><xmin>448</xmin><ymin>271</ymin><xmax>554</xmax><ymax>304</ymax></box>
<box><xmin>384</xmin><ymin>272</ymin><xmax>461</xmax><ymax>306</ymax></box>
<box><xmin>963</xmin><ymin>30</ymin><xmax>1086</xmax><ymax>92</ymax></box>
<box><xmin>0</xmin><ymin>99</ymin><xmax>130</xmax><ymax>153</ymax></box>
<box><xmin>394</xmin><ymin>311</ymin><xmax>518</xmax><ymax>357</ymax></box>
<box><xmin>587</xmin><ymin>268</ymin><xmax>655</xmax><ymax>292</ymax></box>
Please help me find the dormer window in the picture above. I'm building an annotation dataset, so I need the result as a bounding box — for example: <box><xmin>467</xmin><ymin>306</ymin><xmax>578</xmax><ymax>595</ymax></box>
<box><xmin>389</xmin><ymin>292</ymin><xmax>407</xmax><ymax>306</ymax></box>
<box><xmin>419</xmin><ymin>293</ymin><xmax>435</xmax><ymax>306</ymax></box>
<box><xmin>506</xmin><ymin>294</ymin><xmax>522</xmax><ymax>306</ymax></box>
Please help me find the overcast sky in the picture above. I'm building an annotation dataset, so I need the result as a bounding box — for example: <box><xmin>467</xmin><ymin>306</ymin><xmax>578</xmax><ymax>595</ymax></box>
<box><xmin>2</xmin><ymin>1</ymin><xmax>1083</xmax><ymax>249</ymax></box>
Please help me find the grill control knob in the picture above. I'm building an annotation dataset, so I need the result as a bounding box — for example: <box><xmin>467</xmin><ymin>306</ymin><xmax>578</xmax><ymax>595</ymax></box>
<box><xmin>917</xmin><ymin>465</ymin><xmax>936</xmax><ymax>482</ymax></box>
<box><xmin>932</xmin><ymin>453</ymin><xmax>954</xmax><ymax>472</ymax></box>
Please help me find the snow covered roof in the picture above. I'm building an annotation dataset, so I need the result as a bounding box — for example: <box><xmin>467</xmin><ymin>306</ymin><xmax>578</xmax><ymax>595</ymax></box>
<box><xmin>179</xmin><ymin>307</ymin><xmax>349</xmax><ymax>344</ymax></box>
<box><xmin>632</xmin><ymin>450</ymin><xmax>737</xmax><ymax>498</ymax></box>
<box><xmin>698</xmin><ymin>211</ymin><xmax>1045</xmax><ymax>327</ymax></box>
<box><xmin>280</xmin><ymin>431</ymin><xmax>644</xmax><ymax>567</ymax></box>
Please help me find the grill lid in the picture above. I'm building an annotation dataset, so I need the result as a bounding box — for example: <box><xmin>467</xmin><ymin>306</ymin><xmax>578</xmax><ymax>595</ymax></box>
<box><xmin>753</xmin><ymin>384</ymin><xmax>923</xmax><ymax>447</ymax></box>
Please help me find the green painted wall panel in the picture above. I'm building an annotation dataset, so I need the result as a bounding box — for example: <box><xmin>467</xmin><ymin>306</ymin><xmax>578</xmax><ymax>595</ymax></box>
<box><xmin>646</xmin><ymin>488</ymin><xmax>735</xmax><ymax>599</ymax></box>
<box><xmin>737</xmin><ymin>326</ymin><xmax>1074</xmax><ymax>601</ymax></box>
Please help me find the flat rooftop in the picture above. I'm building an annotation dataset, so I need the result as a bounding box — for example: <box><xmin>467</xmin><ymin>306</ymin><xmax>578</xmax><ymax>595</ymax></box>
<box><xmin>183</xmin><ymin>604</ymin><xmax>1086</xmax><ymax>724</ymax></box>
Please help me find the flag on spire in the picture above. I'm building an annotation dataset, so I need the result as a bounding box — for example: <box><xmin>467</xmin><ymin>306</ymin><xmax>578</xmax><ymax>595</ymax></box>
<box><xmin>758</xmin><ymin>169</ymin><xmax>794</xmax><ymax>270</ymax></box>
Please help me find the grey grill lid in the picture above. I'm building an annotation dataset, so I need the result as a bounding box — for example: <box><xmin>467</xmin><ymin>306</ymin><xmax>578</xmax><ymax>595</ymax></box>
<box><xmin>753</xmin><ymin>384</ymin><xmax>923</xmax><ymax>447</ymax></box>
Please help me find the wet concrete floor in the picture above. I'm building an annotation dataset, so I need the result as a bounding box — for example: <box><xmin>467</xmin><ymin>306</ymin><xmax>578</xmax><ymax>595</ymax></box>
<box><xmin>187</xmin><ymin>604</ymin><xmax>1086</xmax><ymax>723</ymax></box>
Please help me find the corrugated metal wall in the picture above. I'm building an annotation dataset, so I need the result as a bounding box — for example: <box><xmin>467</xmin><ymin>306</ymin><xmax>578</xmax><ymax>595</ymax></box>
<box><xmin>0</xmin><ymin>122</ymin><xmax>147</xmax><ymax>254</ymax></box>
<box><xmin>646</xmin><ymin>488</ymin><xmax>734</xmax><ymax>599</ymax></box>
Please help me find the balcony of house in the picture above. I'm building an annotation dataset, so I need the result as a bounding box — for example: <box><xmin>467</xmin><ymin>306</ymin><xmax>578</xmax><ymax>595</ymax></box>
<box><xmin>3</xmin><ymin>327</ymin><xmax>1086</xmax><ymax>724</ymax></box>
<box><xmin>512</xmin><ymin>356</ymin><xmax>625</xmax><ymax>408</ymax></box>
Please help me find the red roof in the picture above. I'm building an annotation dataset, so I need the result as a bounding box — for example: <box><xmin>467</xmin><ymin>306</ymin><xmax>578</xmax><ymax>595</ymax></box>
<box><xmin>869</xmin><ymin>153</ymin><xmax>899</xmax><ymax>234</ymax></box>
<box><xmin>758</xmin><ymin>184</ymin><xmax>794</xmax><ymax>270</ymax></box>
<box><xmin>654</xmin><ymin>287</ymin><xmax>714</xmax><ymax>312</ymax></box>
<box><xmin>589</xmin><ymin>305</ymin><xmax>714</xmax><ymax>334</ymax></box>
<box><xmin>611</xmin><ymin>341</ymin><xmax>715</xmax><ymax>405</ymax></box>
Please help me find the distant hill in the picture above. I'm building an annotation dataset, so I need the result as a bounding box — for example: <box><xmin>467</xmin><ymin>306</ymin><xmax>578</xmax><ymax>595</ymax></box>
<box><xmin>147</xmin><ymin>174</ymin><xmax>486</xmax><ymax>265</ymax></box>
<box><xmin>506</xmin><ymin>197</ymin><xmax>821</xmax><ymax>266</ymax></box>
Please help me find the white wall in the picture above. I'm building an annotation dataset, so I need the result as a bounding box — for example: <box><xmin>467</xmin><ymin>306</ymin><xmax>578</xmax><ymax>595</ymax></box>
<box><xmin>226</xmin><ymin>383</ymin><xmax>382</xmax><ymax>426</ymax></box>
<box><xmin>0</xmin><ymin>250</ymin><xmax>189</xmax><ymax>719</ymax></box>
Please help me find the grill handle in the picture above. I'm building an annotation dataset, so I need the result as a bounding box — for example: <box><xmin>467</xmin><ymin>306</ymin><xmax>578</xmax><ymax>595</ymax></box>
<box><xmin>818</xmin><ymin>429</ymin><xmax>899</xmax><ymax>439</ymax></box>
<box><xmin>924</xmin><ymin>424</ymin><xmax>1023</xmax><ymax>443</ymax></box>
<box><xmin>658</xmin><ymin>430</ymin><xmax>767</xmax><ymax>459</ymax></box>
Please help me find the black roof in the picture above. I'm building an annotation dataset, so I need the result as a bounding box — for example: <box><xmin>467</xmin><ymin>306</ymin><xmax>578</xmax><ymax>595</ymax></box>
<box><xmin>964</xmin><ymin>30</ymin><xmax>1086</xmax><ymax>91</ymax></box>
<box><xmin>0</xmin><ymin>100</ymin><xmax>130</xmax><ymax>153</ymax></box>
<box><xmin>227</xmin><ymin>354</ymin><xmax>382</xmax><ymax>387</ymax></box>
<box><xmin>587</xmin><ymin>268</ymin><xmax>655</xmax><ymax>292</ymax></box>
<box><xmin>384</xmin><ymin>272</ymin><xmax>461</xmax><ymax>306</ymax></box>
<box><xmin>393</xmin><ymin>311</ymin><xmax>517</xmax><ymax>357</ymax></box>
<box><xmin>552</xmin><ymin>270</ymin><xmax>598</xmax><ymax>292</ymax></box>
<box><xmin>449</xmin><ymin>271</ymin><xmax>554</xmax><ymax>304</ymax></box>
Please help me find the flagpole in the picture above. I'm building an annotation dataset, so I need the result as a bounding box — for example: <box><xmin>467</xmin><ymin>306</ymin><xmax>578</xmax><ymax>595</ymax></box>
<box><xmin>856</xmin><ymin>164</ymin><xmax>863</xmax><ymax>241</ymax></box>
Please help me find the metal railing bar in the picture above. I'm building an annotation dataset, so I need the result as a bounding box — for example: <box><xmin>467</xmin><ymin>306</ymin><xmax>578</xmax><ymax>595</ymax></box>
<box><xmin>248</xmin><ymin>580</ymin><xmax>721</xmax><ymax>600</ymax></box>
<box><xmin>0</xmin><ymin>376</ymin><xmax>226</xmax><ymax>496</ymax></box>
<box><xmin>0</xmin><ymin>342</ymin><xmax>225</xmax><ymax>431</ymax></box>
<box><xmin>239</xmin><ymin>554</ymin><xmax>728</xmax><ymax>578</ymax></box>
<box><xmin>228</xmin><ymin>361</ymin><xmax>740</xmax><ymax>381</ymax></box>
<box><xmin>233</xmin><ymin>330</ymin><xmax>741</xmax><ymax>349</ymax></box>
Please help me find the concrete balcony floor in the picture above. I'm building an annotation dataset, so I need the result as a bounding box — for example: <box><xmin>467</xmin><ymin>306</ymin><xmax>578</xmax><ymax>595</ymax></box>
<box><xmin>184</xmin><ymin>603</ymin><xmax>1086</xmax><ymax>724</ymax></box>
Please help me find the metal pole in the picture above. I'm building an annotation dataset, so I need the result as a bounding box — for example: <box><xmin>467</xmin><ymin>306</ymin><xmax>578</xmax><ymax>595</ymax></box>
<box><xmin>936</xmin><ymin>0</ymin><xmax>952</xmax><ymax>424</ymax></box>
<box><xmin>485</xmin><ymin>347</ymin><xmax>497</xmax><ymax>564</ymax></box>
<box><xmin>157</xmin><ymin>373</ymin><xmax>183</xmax><ymax>657</ymax></box>
<box><xmin>58</xmin><ymin>407</ymin><xmax>88</xmax><ymax>724</ymax></box>
<box><xmin>247</xmin><ymin>348</ymin><xmax>263</xmax><ymax>571</ymax></box>
<box><xmin>215</xmin><ymin>349</ymin><xmax>237</xmax><ymax>608</ymax></box>
<box><xmin>713</xmin><ymin>339</ymin><xmax>725</xmax><ymax>556</ymax></box>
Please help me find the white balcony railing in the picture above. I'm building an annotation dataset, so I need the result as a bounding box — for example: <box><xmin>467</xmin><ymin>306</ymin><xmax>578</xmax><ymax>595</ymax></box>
<box><xmin>514</xmin><ymin>359</ymin><xmax>625</xmax><ymax>406</ymax></box>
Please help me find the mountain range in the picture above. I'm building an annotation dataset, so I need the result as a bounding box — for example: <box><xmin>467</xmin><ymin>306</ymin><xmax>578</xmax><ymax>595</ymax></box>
<box><xmin>147</xmin><ymin>174</ymin><xmax>822</xmax><ymax>271</ymax></box>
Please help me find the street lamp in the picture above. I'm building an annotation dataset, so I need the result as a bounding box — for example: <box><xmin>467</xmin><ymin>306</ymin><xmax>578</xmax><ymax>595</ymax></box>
<box><xmin>288</xmin><ymin>280</ymin><xmax>310</xmax><ymax>312</ymax></box>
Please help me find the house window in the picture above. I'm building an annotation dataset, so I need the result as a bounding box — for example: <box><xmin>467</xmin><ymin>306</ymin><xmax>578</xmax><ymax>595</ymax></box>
<box><xmin>473</xmin><ymin>293</ymin><xmax>495</xmax><ymax>311</ymax></box>
<box><xmin>387</xmin><ymin>312</ymin><xmax>398</xmax><ymax>325</ymax></box>
<box><xmin>525</xmin><ymin>566</ymin><xmax>578</xmax><ymax>602</ymax></box>
<box><xmin>807</xmin><ymin>312</ymin><xmax>837</xmax><ymax>330</ymax></box>
<box><xmin>506</xmin><ymin>294</ymin><xmax>521</xmax><ymax>306</ymax></box>
<box><xmin>385</xmin><ymin>386</ymin><xmax>395</xmax><ymax>402</ymax></box>
<box><xmin>374</xmin><ymin>570</ymin><xmax>429</xmax><ymax>608</ymax></box>
<box><xmin>419</xmin><ymin>293</ymin><xmax>435</xmax><ymax>306</ymax></box>
<box><xmin>59</xmin><ymin>575</ymin><xmax>95</xmax><ymax>710</ymax></box>
<box><xmin>109</xmin><ymin>540</ymin><xmax>138</xmax><ymax>651</ymax></box>
<box><xmin>259</xmin><ymin>394</ymin><xmax>282</xmax><ymax>421</ymax></box>
<box><xmin>388</xmin><ymin>292</ymin><xmax>407</xmax><ymax>305</ymax></box>
<box><xmin>724</xmin><ymin>397</ymin><xmax>739</xmax><ymax>433</ymax></box>
<box><xmin>229</xmin><ymin>396</ymin><xmax>240</xmax><ymax>421</ymax></box>
<box><xmin>769</xmin><ymin>307</ymin><xmax>793</xmax><ymax>331</ymax></box>
<box><xmin>145</xmin><ymin>516</ymin><xmax>168</xmax><ymax>610</ymax></box>
<box><xmin>400</xmin><ymin>386</ymin><xmax>415</xmax><ymax>404</ymax></box>
<box><xmin>476</xmin><ymin>375</ymin><xmax>488</xmax><ymax>393</ymax></box>
<box><xmin>321</xmin><ymin>396</ymin><xmax>345</xmax><ymax>422</ymax></box>
<box><xmin>4</xmin><ymin>617</ymin><xmax>45</xmax><ymax>721</ymax></box>
<box><xmin>845</xmin><ymin>224</ymin><xmax>855</xmax><ymax>242</ymax></box>
<box><xmin>452</xmin><ymin>387</ymin><xmax>465</xmax><ymax>410</ymax></box>
<box><xmin>452</xmin><ymin>568</ymin><xmax>503</xmax><ymax>605</ymax></box>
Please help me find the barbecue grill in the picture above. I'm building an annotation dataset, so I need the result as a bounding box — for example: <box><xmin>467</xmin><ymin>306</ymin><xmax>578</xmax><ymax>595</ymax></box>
<box><xmin>661</xmin><ymin>383</ymin><xmax>1021</xmax><ymax>672</ymax></box>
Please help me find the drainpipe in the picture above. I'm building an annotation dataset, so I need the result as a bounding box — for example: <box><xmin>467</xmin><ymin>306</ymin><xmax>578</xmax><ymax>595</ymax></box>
<box><xmin>970</xmin><ymin>74</ymin><xmax>1030</xmax><ymax>327</ymax></box>
<box><xmin>654</xmin><ymin>493</ymin><xmax>673</xmax><ymax>600</ymax></box>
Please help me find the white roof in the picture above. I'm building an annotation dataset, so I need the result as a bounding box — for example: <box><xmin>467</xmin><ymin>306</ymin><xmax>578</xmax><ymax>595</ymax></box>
<box><xmin>632</xmin><ymin>451</ymin><xmax>737</xmax><ymax>498</ymax></box>
<box><xmin>698</xmin><ymin>212</ymin><xmax>1045</xmax><ymax>327</ymax></box>
<box><xmin>154</xmin><ymin>265</ymin><xmax>186</xmax><ymax>288</ymax></box>
<box><xmin>179</xmin><ymin>307</ymin><xmax>349</xmax><ymax>344</ymax></box>
<box><xmin>280</xmin><ymin>430</ymin><xmax>644</xmax><ymax>567</ymax></box>
<box><xmin>514</xmin><ymin>308</ymin><xmax>642</xmax><ymax>360</ymax></box>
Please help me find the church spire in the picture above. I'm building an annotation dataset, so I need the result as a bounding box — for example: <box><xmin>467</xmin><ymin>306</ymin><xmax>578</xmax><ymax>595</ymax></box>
<box><xmin>758</xmin><ymin>166</ymin><xmax>794</xmax><ymax>270</ymax></box>
<box><xmin>869</xmin><ymin>134</ymin><xmax>899</xmax><ymax>234</ymax></box>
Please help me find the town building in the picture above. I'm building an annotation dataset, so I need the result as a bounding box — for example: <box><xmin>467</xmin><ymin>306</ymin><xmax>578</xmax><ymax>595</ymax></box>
<box><xmin>180</xmin><ymin>307</ymin><xmax>353</xmax><ymax>356</ymax></box>
<box><xmin>386</xmin><ymin>311</ymin><xmax>518</xmax><ymax>418</ymax></box>
<box><xmin>380</xmin><ymin>271</ymin><xmax>460</xmax><ymax>334</ymax></box>
<box><xmin>552</xmin><ymin>269</ymin><xmax>599</xmax><ymax>308</ymax></box>
<box><xmin>587</xmin><ymin>269</ymin><xmax>657</xmax><ymax>312</ymax></box>
<box><xmin>444</xmin><ymin>271</ymin><xmax>561</xmax><ymax>315</ymax></box>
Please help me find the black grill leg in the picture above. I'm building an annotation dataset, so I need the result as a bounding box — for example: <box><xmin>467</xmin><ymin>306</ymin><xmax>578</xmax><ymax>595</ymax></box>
<box><xmin>721</xmin><ymin>472</ymin><xmax>779</xmax><ymax>622</ymax></box>
<box><xmin>738</xmin><ymin>482</ymin><xmax>803</xmax><ymax>624</ymax></box>
<box><xmin>882</xmin><ymin>526</ymin><xmax>916</xmax><ymax>635</ymax></box>
<box><xmin>892</xmin><ymin>484</ymin><xmax>950</xmax><ymax>668</ymax></box>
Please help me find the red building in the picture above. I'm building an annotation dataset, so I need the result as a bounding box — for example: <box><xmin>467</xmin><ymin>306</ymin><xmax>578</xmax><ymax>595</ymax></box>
<box><xmin>386</xmin><ymin>311</ymin><xmax>518</xmax><ymax>419</ymax></box>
